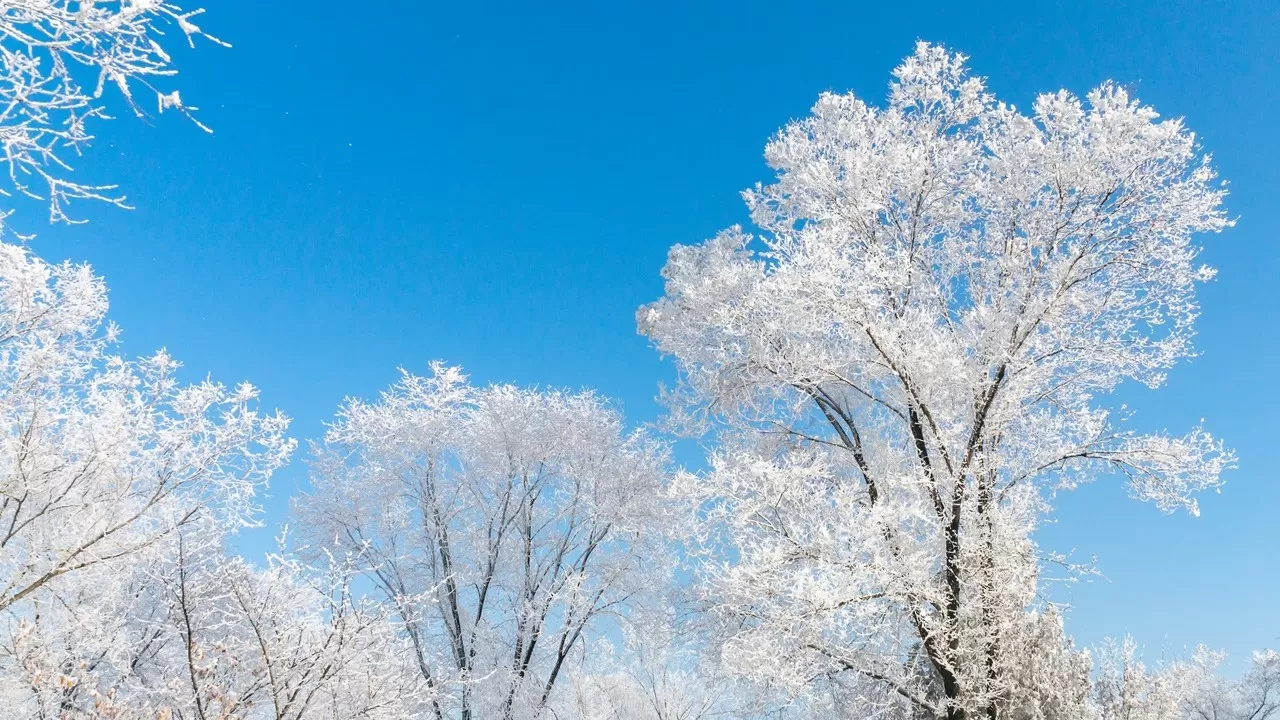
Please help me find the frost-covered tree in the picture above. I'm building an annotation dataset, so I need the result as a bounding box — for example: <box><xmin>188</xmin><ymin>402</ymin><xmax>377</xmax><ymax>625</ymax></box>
<box><xmin>1165</xmin><ymin>646</ymin><xmax>1280</xmax><ymax>720</ymax></box>
<box><xmin>178</xmin><ymin>537</ymin><xmax>436</xmax><ymax>719</ymax></box>
<box><xmin>0</xmin><ymin>239</ymin><xmax>422</xmax><ymax>715</ymax></box>
<box><xmin>295</xmin><ymin>365</ymin><xmax>670</xmax><ymax>720</ymax></box>
<box><xmin>553</xmin><ymin>603</ymin><xmax>759</xmax><ymax>720</ymax></box>
<box><xmin>0</xmin><ymin>239</ymin><xmax>292</xmax><ymax>616</ymax></box>
<box><xmin>1090</xmin><ymin>640</ymin><xmax>1280</xmax><ymax>720</ymax></box>
<box><xmin>0</xmin><ymin>0</ymin><xmax>224</xmax><ymax>226</ymax></box>
<box><xmin>3</xmin><ymin>522</ymin><xmax>434</xmax><ymax>718</ymax></box>
<box><xmin>640</xmin><ymin>42</ymin><xmax>1234</xmax><ymax>719</ymax></box>
<box><xmin>0</xmin><ymin>238</ymin><xmax>357</xmax><ymax>715</ymax></box>
<box><xmin>1092</xmin><ymin>638</ymin><xmax>1181</xmax><ymax>720</ymax></box>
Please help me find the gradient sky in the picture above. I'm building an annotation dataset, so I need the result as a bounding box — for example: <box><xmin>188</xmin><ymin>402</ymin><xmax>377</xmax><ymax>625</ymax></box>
<box><xmin>29</xmin><ymin>0</ymin><xmax>1278</xmax><ymax>669</ymax></box>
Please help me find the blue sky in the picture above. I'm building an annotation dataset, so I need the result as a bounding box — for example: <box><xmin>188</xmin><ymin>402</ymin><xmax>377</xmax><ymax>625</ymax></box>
<box><xmin>31</xmin><ymin>0</ymin><xmax>1278</xmax><ymax>668</ymax></box>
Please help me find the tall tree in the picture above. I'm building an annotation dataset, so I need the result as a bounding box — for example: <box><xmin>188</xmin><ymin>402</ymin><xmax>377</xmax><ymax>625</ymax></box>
<box><xmin>295</xmin><ymin>364</ymin><xmax>669</xmax><ymax>720</ymax></box>
<box><xmin>640</xmin><ymin>42</ymin><xmax>1233</xmax><ymax>719</ymax></box>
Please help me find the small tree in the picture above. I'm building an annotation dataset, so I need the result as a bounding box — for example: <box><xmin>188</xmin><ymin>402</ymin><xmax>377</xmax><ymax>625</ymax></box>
<box><xmin>1166</xmin><ymin>646</ymin><xmax>1280</xmax><ymax>720</ymax></box>
<box><xmin>0</xmin><ymin>240</ymin><xmax>304</xmax><ymax>716</ymax></box>
<box><xmin>2</xmin><ymin>523</ymin><xmax>435</xmax><ymax>718</ymax></box>
<box><xmin>296</xmin><ymin>364</ymin><xmax>670</xmax><ymax>720</ymax></box>
<box><xmin>640</xmin><ymin>42</ymin><xmax>1233</xmax><ymax>719</ymax></box>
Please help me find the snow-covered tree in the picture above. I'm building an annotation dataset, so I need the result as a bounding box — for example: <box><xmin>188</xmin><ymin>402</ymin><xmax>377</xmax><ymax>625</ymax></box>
<box><xmin>0</xmin><ymin>239</ymin><xmax>293</xmax><ymax>617</ymax></box>
<box><xmin>1091</xmin><ymin>638</ymin><xmax>1181</xmax><ymax>720</ymax></box>
<box><xmin>0</xmin><ymin>0</ymin><xmax>224</xmax><ymax>226</ymax></box>
<box><xmin>2</xmin><ymin>522</ymin><xmax>434</xmax><ymax>718</ymax></box>
<box><xmin>639</xmin><ymin>42</ymin><xmax>1234</xmax><ymax>719</ymax></box>
<box><xmin>1089</xmin><ymin>640</ymin><xmax>1280</xmax><ymax>720</ymax></box>
<box><xmin>181</xmin><ymin>538</ymin><xmax>436</xmax><ymax>719</ymax></box>
<box><xmin>1165</xmin><ymin>645</ymin><xmax>1280</xmax><ymax>720</ymax></box>
<box><xmin>0</xmin><ymin>251</ymin><xmax>415</xmax><ymax>714</ymax></box>
<box><xmin>295</xmin><ymin>364</ymin><xmax>670</xmax><ymax>720</ymax></box>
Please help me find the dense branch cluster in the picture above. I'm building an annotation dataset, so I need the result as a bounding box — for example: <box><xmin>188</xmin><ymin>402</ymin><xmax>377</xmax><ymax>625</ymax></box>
<box><xmin>0</xmin><ymin>0</ymin><xmax>223</xmax><ymax>227</ymax></box>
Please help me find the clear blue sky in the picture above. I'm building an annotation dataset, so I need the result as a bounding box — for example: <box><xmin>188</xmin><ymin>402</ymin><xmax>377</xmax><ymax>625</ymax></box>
<box><xmin>31</xmin><ymin>0</ymin><xmax>1278</xmax><ymax>668</ymax></box>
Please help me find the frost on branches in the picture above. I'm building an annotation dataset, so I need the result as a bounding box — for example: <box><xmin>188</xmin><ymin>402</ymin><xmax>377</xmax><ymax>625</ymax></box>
<box><xmin>0</xmin><ymin>240</ymin><xmax>292</xmax><ymax>615</ymax></box>
<box><xmin>5</xmin><ymin>525</ymin><xmax>434</xmax><ymax>718</ymax></box>
<box><xmin>640</xmin><ymin>43</ymin><xmax>1235</xmax><ymax>719</ymax></box>
<box><xmin>0</xmin><ymin>241</ymin><xmax>440</xmax><ymax>717</ymax></box>
<box><xmin>295</xmin><ymin>364</ymin><xmax>671</xmax><ymax>720</ymax></box>
<box><xmin>1092</xmin><ymin>640</ymin><xmax>1280</xmax><ymax>720</ymax></box>
<box><xmin>0</xmin><ymin>0</ymin><xmax>224</xmax><ymax>226</ymax></box>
